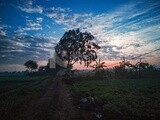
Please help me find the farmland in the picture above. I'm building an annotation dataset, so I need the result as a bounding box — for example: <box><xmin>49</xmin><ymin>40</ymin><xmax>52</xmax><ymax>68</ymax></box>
<box><xmin>72</xmin><ymin>78</ymin><xmax>160</xmax><ymax>120</ymax></box>
<box><xmin>1</xmin><ymin>75</ymin><xmax>160</xmax><ymax>120</ymax></box>
<box><xmin>0</xmin><ymin>76</ymin><xmax>52</xmax><ymax>120</ymax></box>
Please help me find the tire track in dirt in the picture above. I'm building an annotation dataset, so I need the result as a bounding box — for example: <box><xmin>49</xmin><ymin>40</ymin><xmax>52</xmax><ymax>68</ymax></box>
<box><xmin>21</xmin><ymin>76</ymin><xmax>90</xmax><ymax>120</ymax></box>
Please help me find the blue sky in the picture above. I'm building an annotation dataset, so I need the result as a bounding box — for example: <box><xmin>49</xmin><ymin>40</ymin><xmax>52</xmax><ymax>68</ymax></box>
<box><xmin>0</xmin><ymin>0</ymin><xmax>160</xmax><ymax>71</ymax></box>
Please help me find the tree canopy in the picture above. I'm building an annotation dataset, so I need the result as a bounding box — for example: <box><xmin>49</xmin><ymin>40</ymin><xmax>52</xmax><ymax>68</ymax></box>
<box><xmin>24</xmin><ymin>60</ymin><xmax>38</xmax><ymax>72</ymax></box>
<box><xmin>55</xmin><ymin>29</ymin><xmax>100</xmax><ymax>69</ymax></box>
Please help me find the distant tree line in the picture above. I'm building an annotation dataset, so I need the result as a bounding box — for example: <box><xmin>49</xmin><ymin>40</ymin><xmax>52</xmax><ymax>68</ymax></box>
<box><xmin>114</xmin><ymin>58</ymin><xmax>159</xmax><ymax>78</ymax></box>
<box><xmin>24</xmin><ymin>29</ymin><xmax>101</xmax><ymax>77</ymax></box>
<box><xmin>23</xmin><ymin>28</ymin><xmax>160</xmax><ymax>79</ymax></box>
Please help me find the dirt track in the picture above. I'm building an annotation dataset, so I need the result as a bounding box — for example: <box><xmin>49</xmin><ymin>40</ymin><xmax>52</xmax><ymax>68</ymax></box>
<box><xmin>21</xmin><ymin>76</ymin><xmax>90</xmax><ymax>120</ymax></box>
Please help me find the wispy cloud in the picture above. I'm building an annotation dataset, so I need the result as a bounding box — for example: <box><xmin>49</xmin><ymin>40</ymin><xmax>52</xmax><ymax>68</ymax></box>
<box><xmin>0</xmin><ymin>64</ymin><xmax>26</xmax><ymax>72</ymax></box>
<box><xmin>0</xmin><ymin>23</ymin><xmax>11</xmax><ymax>36</ymax></box>
<box><xmin>0</xmin><ymin>35</ymin><xmax>57</xmax><ymax>65</ymax></box>
<box><xmin>26</xmin><ymin>20</ymin><xmax>41</xmax><ymax>27</ymax></box>
<box><xmin>0</xmin><ymin>30</ymin><xmax>6</xmax><ymax>36</ymax></box>
<box><xmin>18</xmin><ymin>5</ymin><xmax>43</xmax><ymax>13</ymax></box>
<box><xmin>17</xmin><ymin>0</ymin><xmax>43</xmax><ymax>14</ymax></box>
<box><xmin>24</xmin><ymin>0</ymin><xmax>159</xmax><ymax>62</ymax></box>
<box><xmin>1</xmin><ymin>0</ymin><xmax>160</xmax><ymax>70</ymax></box>
<box><xmin>44</xmin><ymin>1</ymin><xmax>160</xmax><ymax>61</ymax></box>
<box><xmin>15</xmin><ymin>18</ymin><xmax>43</xmax><ymax>34</ymax></box>
<box><xmin>36</xmin><ymin>17</ymin><xmax>43</xmax><ymax>23</ymax></box>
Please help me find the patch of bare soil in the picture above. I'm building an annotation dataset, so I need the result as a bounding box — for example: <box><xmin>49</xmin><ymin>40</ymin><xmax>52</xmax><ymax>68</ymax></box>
<box><xmin>21</xmin><ymin>76</ymin><xmax>91</xmax><ymax>120</ymax></box>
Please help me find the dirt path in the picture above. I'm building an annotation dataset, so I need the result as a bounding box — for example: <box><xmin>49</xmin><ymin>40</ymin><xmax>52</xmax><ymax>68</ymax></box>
<box><xmin>22</xmin><ymin>76</ymin><xmax>90</xmax><ymax>120</ymax></box>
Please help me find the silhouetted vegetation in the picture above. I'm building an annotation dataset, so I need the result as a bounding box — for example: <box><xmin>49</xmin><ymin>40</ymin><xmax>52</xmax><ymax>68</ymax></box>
<box><xmin>24</xmin><ymin>60</ymin><xmax>38</xmax><ymax>73</ymax></box>
<box><xmin>1</xmin><ymin>28</ymin><xmax>160</xmax><ymax>120</ymax></box>
<box><xmin>72</xmin><ymin>78</ymin><xmax>160</xmax><ymax>120</ymax></box>
<box><xmin>55</xmin><ymin>29</ymin><xmax>100</xmax><ymax>70</ymax></box>
<box><xmin>114</xmin><ymin>58</ymin><xmax>160</xmax><ymax>78</ymax></box>
<box><xmin>90</xmin><ymin>59</ymin><xmax>107</xmax><ymax>79</ymax></box>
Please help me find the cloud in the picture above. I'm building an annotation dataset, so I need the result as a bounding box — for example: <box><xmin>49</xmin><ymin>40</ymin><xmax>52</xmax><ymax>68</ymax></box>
<box><xmin>15</xmin><ymin>18</ymin><xmax>43</xmax><ymax>33</ymax></box>
<box><xmin>25</xmin><ymin>19</ymin><xmax>42</xmax><ymax>30</ymax></box>
<box><xmin>26</xmin><ymin>20</ymin><xmax>41</xmax><ymax>27</ymax></box>
<box><xmin>42</xmin><ymin>1</ymin><xmax>160</xmax><ymax>62</ymax></box>
<box><xmin>1</xmin><ymin>0</ymin><xmax>160</xmax><ymax>69</ymax></box>
<box><xmin>0</xmin><ymin>24</ymin><xmax>11</xmax><ymax>36</ymax></box>
<box><xmin>44</xmin><ymin>1</ymin><xmax>160</xmax><ymax>61</ymax></box>
<box><xmin>17</xmin><ymin>1</ymin><xmax>43</xmax><ymax>14</ymax></box>
<box><xmin>44</xmin><ymin>6</ymin><xmax>91</xmax><ymax>27</ymax></box>
<box><xmin>0</xmin><ymin>30</ymin><xmax>6</xmax><ymax>36</ymax></box>
<box><xmin>16</xmin><ymin>26</ymin><xmax>42</xmax><ymax>32</ymax></box>
<box><xmin>45</xmin><ymin>6</ymin><xmax>71</xmax><ymax>19</ymax></box>
<box><xmin>18</xmin><ymin>5</ymin><xmax>43</xmax><ymax>13</ymax></box>
<box><xmin>0</xmin><ymin>64</ymin><xmax>26</xmax><ymax>72</ymax></box>
<box><xmin>0</xmin><ymin>35</ymin><xmax>57</xmax><ymax>65</ymax></box>
<box><xmin>49</xmin><ymin>7</ymin><xmax>71</xmax><ymax>12</ymax></box>
<box><xmin>36</xmin><ymin>17</ymin><xmax>43</xmax><ymax>23</ymax></box>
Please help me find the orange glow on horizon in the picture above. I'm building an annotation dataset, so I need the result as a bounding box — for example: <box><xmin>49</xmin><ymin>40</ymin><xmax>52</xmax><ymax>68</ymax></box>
<box><xmin>73</xmin><ymin>60</ymin><xmax>121</xmax><ymax>70</ymax></box>
<box><xmin>73</xmin><ymin>57</ymin><xmax>160</xmax><ymax>70</ymax></box>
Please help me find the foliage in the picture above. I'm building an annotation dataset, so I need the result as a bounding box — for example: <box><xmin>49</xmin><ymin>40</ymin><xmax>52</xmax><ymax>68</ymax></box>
<box><xmin>72</xmin><ymin>78</ymin><xmax>160</xmax><ymax>120</ymax></box>
<box><xmin>94</xmin><ymin>70</ymin><xmax>106</xmax><ymax>79</ymax></box>
<box><xmin>90</xmin><ymin>59</ymin><xmax>107</xmax><ymax>79</ymax></box>
<box><xmin>114</xmin><ymin>59</ymin><xmax>158</xmax><ymax>78</ymax></box>
<box><xmin>55</xmin><ymin>29</ymin><xmax>100</xmax><ymax>69</ymax></box>
<box><xmin>24</xmin><ymin>60</ymin><xmax>38</xmax><ymax>72</ymax></box>
<box><xmin>90</xmin><ymin>59</ymin><xmax>106</xmax><ymax>71</ymax></box>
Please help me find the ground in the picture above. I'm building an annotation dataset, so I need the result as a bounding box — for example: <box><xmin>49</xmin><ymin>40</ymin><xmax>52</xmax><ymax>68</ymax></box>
<box><xmin>1</xmin><ymin>76</ymin><xmax>159</xmax><ymax>120</ymax></box>
<box><xmin>21</xmin><ymin>76</ymin><xmax>90</xmax><ymax>120</ymax></box>
<box><xmin>72</xmin><ymin>78</ymin><xmax>160</xmax><ymax>120</ymax></box>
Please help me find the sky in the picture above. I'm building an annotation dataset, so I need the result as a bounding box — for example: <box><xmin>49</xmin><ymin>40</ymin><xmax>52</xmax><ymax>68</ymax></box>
<box><xmin>0</xmin><ymin>0</ymin><xmax>160</xmax><ymax>71</ymax></box>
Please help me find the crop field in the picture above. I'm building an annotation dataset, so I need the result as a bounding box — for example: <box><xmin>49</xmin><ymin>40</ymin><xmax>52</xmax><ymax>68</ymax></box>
<box><xmin>0</xmin><ymin>76</ymin><xmax>52</xmax><ymax>120</ymax></box>
<box><xmin>72</xmin><ymin>78</ymin><xmax>160</xmax><ymax>120</ymax></box>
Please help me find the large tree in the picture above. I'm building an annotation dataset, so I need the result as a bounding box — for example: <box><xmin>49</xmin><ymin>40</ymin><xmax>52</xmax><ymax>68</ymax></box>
<box><xmin>55</xmin><ymin>29</ymin><xmax>100</xmax><ymax>69</ymax></box>
<box><xmin>24</xmin><ymin>60</ymin><xmax>38</xmax><ymax>72</ymax></box>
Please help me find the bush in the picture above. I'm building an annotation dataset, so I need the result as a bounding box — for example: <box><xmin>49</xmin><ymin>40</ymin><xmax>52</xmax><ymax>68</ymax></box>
<box><xmin>95</xmin><ymin>70</ymin><xmax>106</xmax><ymax>79</ymax></box>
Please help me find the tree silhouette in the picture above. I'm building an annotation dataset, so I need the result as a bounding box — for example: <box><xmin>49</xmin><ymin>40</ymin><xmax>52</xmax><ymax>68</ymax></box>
<box><xmin>90</xmin><ymin>59</ymin><xmax>107</xmax><ymax>79</ymax></box>
<box><xmin>134</xmin><ymin>59</ymin><xmax>150</xmax><ymax>77</ymax></box>
<box><xmin>24</xmin><ymin>60</ymin><xmax>38</xmax><ymax>72</ymax></box>
<box><xmin>90</xmin><ymin>59</ymin><xmax>107</xmax><ymax>71</ymax></box>
<box><xmin>119</xmin><ymin>57</ymin><xmax>135</xmax><ymax>72</ymax></box>
<box><xmin>55</xmin><ymin>29</ymin><xmax>100</xmax><ymax>69</ymax></box>
<box><xmin>114</xmin><ymin>65</ymin><xmax>123</xmax><ymax>76</ymax></box>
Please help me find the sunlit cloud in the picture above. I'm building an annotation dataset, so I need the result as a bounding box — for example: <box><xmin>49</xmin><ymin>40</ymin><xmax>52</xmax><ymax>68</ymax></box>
<box><xmin>36</xmin><ymin>17</ymin><xmax>43</xmax><ymax>23</ymax></box>
<box><xmin>0</xmin><ymin>0</ymin><xmax>160</xmax><ymax>71</ymax></box>
<box><xmin>18</xmin><ymin>5</ymin><xmax>43</xmax><ymax>14</ymax></box>
<box><xmin>46</xmin><ymin>1</ymin><xmax>160</xmax><ymax>61</ymax></box>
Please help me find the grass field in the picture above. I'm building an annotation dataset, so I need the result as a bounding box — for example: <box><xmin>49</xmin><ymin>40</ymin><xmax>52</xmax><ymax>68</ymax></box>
<box><xmin>0</xmin><ymin>76</ymin><xmax>52</xmax><ymax>120</ymax></box>
<box><xmin>72</xmin><ymin>78</ymin><xmax>160</xmax><ymax>120</ymax></box>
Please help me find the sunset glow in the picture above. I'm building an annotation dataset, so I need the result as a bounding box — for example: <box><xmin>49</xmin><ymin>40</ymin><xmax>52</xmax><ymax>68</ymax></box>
<box><xmin>0</xmin><ymin>0</ymin><xmax>160</xmax><ymax>71</ymax></box>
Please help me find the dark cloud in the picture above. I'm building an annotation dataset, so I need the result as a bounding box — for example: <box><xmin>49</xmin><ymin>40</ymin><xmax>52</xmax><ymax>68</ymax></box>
<box><xmin>0</xmin><ymin>34</ymin><xmax>57</xmax><ymax>65</ymax></box>
<box><xmin>122</xmin><ymin>43</ymin><xmax>142</xmax><ymax>49</ymax></box>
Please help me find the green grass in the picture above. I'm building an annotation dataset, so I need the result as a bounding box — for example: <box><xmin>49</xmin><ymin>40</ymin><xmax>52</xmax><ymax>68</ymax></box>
<box><xmin>0</xmin><ymin>76</ymin><xmax>53</xmax><ymax>120</ymax></box>
<box><xmin>72</xmin><ymin>78</ymin><xmax>160</xmax><ymax>120</ymax></box>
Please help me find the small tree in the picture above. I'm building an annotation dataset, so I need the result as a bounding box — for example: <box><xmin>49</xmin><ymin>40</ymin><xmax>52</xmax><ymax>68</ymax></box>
<box><xmin>90</xmin><ymin>59</ymin><xmax>107</xmax><ymax>79</ymax></box>
<box><xmin>90</xmin><ymin>59</ymin><xmax>106</xmax><ymax>71</ymax></box>
<box><xmin>135</xmin><ymin>59</ymin><xmax>149</xmax><ymax>77</ymax></box>
<box><xmin>24</xmin><ymin>60</ymin><xmax>38</xmax><ymax>72</ymax></box>
<box><xmin>55</xmin><ymin>29</ymin><xmax>100</xmax><ymax>70</ymax></box>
